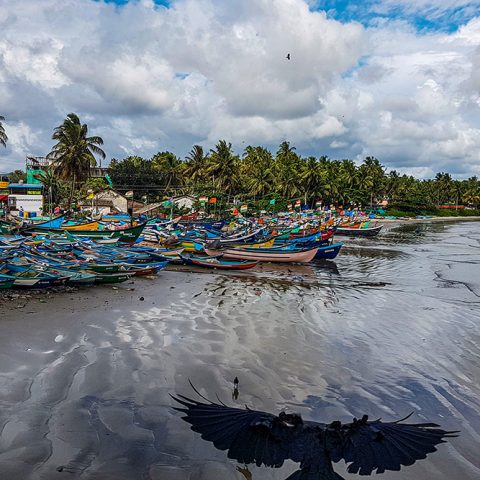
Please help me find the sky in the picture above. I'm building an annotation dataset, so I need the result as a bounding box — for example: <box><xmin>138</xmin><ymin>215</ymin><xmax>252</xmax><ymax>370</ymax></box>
<box><xmin>0</xmin><ymin>0</ymin><xmax>479</xmax><ymax>178</ymax></box>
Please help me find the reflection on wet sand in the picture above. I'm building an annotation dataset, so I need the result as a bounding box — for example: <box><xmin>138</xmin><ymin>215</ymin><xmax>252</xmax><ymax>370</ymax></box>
<box><xmin>0</xmin><ymin>221</ymin><xmax>479</xmax><ymax>479</ymax></box>
<box><xmin>173</xmin><ymin>387</ymin><xmax>457</xmax><ymax>480</ymax></box>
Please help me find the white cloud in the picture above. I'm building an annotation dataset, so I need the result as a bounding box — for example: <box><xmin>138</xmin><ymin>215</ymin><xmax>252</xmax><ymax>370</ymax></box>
<box><xmin>0</xmin><ymin>0</ymin><xmax>478</xmax><ymax>178</ymax></box>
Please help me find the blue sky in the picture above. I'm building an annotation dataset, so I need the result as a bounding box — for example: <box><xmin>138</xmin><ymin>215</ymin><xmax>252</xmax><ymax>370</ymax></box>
<box><xmin>101</xmin><ymin>0</ymin><xmax>480</xmax><ymax>32</ymax></box>
<box><xmin>316</xmin><ymin>0</ymin><xmax>480</xmax><ymax>32</ymax></box>
<box><xmin>1</xmin><ymin>0</ymin><xmax>479</xmax><ymax>177</ymax></box>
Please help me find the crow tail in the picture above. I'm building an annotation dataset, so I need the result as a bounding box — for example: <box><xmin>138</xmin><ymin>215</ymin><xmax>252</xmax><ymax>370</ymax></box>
<box><xmin>285</xmin><ymin>469</ymin><xmax>345</xmax><ymax>480</ymax></box>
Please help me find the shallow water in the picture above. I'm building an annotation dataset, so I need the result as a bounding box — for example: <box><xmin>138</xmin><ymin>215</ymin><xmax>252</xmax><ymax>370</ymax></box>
<box><xmin>0</xmin><ymin>221</ymin><xmax>479</xmax><ymax>479</ymax></box>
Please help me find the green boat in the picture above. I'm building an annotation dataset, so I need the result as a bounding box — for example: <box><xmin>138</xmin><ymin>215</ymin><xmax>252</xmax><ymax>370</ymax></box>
<box><xmin>0</xmin><ymin>273</ymin><xmax>15</xmax><ymax>289</ymax></box>
<box><xmin>0</xmin><ymin>220</ymin><xmax>15</xmax><ymax>235</ymax></box>
<box><xmin>89</xmin><ymin>271</ymin><xmax>134</xmax><ymax>284</ymax></box>
<box><xmin>83</xmin><ymin>263</ymin><xmax>123</xmax><ymax>273</ymax></box>
<box><xmin>22</xmin><ymin>222</ymin><xmax>147</xmax><ymax>244</ymax></box>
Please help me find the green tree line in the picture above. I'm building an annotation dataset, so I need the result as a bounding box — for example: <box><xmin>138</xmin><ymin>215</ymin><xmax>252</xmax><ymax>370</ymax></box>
<box><xmin>109</xmin><ymin>140</ymin><xmax>480</xmax><ymax>212</ymax></box>
<box><xmin>2</xmin><ymin>113</ymin><xmax>480</xmax><ymax>214</ymax></box>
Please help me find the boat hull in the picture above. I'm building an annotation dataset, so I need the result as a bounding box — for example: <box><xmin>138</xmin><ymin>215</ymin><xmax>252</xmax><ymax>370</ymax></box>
<box><xmin>335</xmin><ymin>225</ymin><xmax>383</xmax><ymax>237</ymax></box>
<box><xmin>205</xmin><ymin>247</ymin><xmax>319</xmax><ymax>263</ymax></box>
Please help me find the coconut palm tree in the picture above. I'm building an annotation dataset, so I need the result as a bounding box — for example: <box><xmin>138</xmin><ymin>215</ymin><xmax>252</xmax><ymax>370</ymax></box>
<box><xmin>184</xmin><ymin>145</ymin><xmax>208</xmax><ymax>191</ymax></box>
<box><xmin>275</xmin><ymin>141</ymin><xmax>301</xmax><ymax>198</ymax></box>
<box><xmin>241</xmin><ymin>146</ymin><xmax>275</xmax><ymax>197</ymax></box>
<box><xmin>47</xmin><ymin>113</ymin><xmax>106</xmax><ymax>205</ymax></box>
<box><xmin>207</xmin><ymin>140</ymin><xmax>239</xmax><ymax>198</ymax></box>
<box><xmin>0</xmin><ymin>115</ymin><xmax>7</xmax><ymax>148</ymax></box>
<box><xmin>300</xmin><ymin>156</ymin><xmax>323</xmax><ymax>205</ymax></box>
<box><xmin>151</xmin><ymin>151</ymin><xmax>183</xmax><ymax>193</ymax></box>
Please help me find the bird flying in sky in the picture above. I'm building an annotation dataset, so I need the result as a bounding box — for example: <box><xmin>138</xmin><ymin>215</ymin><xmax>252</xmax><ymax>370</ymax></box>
<box><xmin>172</xmin><ymin>389</ymin><xmax>458</xmax><ymax>480</ymax></box>
<box><xmin>286</xmin><ymin>53</ymin><xmax>291</xmax><ymax>60</ymax></box>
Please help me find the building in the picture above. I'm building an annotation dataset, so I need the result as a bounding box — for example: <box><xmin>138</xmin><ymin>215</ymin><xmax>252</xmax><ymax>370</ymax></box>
<box><xmin>8</xmin><ymin>183</ymin><xmax>43</xmax><ymax>216</ymax></box>
<box><xmin>173</xmin><ymin>195</ymin><xmax>196</xmax><ymax>211</ymax></box>
<box><xmin>0</xmin><ymin>177</ymin><xmax>9</xmax><ymax>217</ymax></box>
<box><xmin>80</xmin><ymin>189</ymin><xmax>144</xmax><ymax>215</ymax></box>
<box><xmin>26</xmin><ymin>156</ymin><xmax>110</xmax><ymax>182</ymax></box>
<box><xmin>26</xmin><ymin>156</ymin><xmax>49</xmax><ymax>184</ymax></box>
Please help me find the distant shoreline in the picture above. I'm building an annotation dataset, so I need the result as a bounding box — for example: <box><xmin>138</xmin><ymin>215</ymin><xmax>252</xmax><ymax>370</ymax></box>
<box><xmin>377</xmin><ymin>216</ymin><xmax>480</xmax><ymax>225</ymax></box>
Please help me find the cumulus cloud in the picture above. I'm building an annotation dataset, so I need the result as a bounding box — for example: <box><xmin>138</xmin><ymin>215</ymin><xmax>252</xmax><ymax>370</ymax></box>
<box><xmin>0</xmin><ymin>0</ymin><xmax>479</xmax><ymax>177</ymax></box>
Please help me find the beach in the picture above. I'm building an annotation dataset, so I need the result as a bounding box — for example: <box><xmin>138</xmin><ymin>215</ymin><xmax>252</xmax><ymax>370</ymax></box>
<box><xmin>0</xmin><ymin>220</ymin><xmax>479</xmax><ymax>479</ymax></box>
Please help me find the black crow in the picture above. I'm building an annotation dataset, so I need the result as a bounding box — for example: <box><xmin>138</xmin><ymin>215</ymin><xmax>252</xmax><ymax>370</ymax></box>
<box><xmin>286</xmin><ymin>53</ymin><xmax>291</xmax><ymax>60</ymax></box>
<box><xmin>172</xmin><ymin>390</ymin><xmax>457</xmax><ymax>480</ymax></box>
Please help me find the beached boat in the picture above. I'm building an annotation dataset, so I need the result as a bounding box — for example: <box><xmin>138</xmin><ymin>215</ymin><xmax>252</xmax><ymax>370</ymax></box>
<box><xmin>0</xmin><ymin>273</ymin><xmax>15</xmax><ymax>289</ymax></box>
<box><xmin>23</xmin><ymin>222</ymin><xmax>146</xmax><ymax>243</ymax></box>
<box><xmin>32</xmin><ymin>216</ymin><xmax>65</xmax><ymax>228</ymax></box>
<box><xmin>120</xmin><ymin>261</ymin><xmax>168</xmax><ymax>276</ymax></box>
<box><xmin>88</xmin><ymin>271</ymin><xmax>135</xmax><ymax>284</ymax></box>
<box><xmin>335</xmin><ymin>225</ymin><xmax>383</xmax><ymax>237</ymax></box>
<box><xmin>62</xmin><ymin>220</ymin><xmax>99</xmax><ymax>231</ymax></box>
<box><xmin>0</xmin><ymin>220</ymin><xmax>15</xmax><ymax>234</ymax></box>
<box><xmin>180</xmin><ymin>253</ymin><xmax>258</xmax><ymax>270</ymax></box>
<box><xmin>314</xmin><ymin>242</ymin><xmax>343</xmax><ymax>260</ymax></box>
<box><xmin>205</xmin><ymin>246</ymin><xmax>319</xmax><ymax>263</ymax></box>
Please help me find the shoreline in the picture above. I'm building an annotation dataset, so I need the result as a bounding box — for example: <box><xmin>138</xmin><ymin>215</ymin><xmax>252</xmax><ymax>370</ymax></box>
<box><xmin>375</xmin><ymin>215</ymin><xmax>480</xmax><ymax>225</ymax></box>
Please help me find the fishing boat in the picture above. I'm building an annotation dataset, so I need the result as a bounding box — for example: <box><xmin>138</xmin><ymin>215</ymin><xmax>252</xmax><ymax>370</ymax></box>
<box><xmin>314</xmin><ymin>243</ymin><xmax>343</xmax><ymax>260</ymax></box>
<box><xmin>22</xmin><ymin>222</ymin><xmax>147</xmax><ymax>243</ymax></box>
<box><xmin>204</xmin><ymin>246</ymin><xmax>319</xmax><ymax>263</ymax></box>
<box><xmin>0</xmin><ymin>220</ymin><xmax>15</xmax><ymax>235</ymax></box>
<box><xmin>62</xmin><ymin>220</ymin><xmax>99</xmax><ymax>231</ymax></box>
<box><xmin>32</xmin><ymin>216</ymin><xmax>65</xmax><ymax>228</ymax></box>
<box><xmin>120</xmin><ymin>261</ymin><xmax>168</xmax><ymax>276</ymax></box>
<box><xmin>0</xmin><ymin>273</ymin><xmax>15</xmax><ymax>289</ymax></box>
<box><xmin>88</xmin><ymin>271</ymin><xmax>135</xmax><ymax>284</ymax></box>
<box><xmin>6</xmin><ymin>270</ymin><xmax>68</xmax><ymax>288</ymax></box>
<box><xmin>335</xmin><ymin>224</ymin><xmax>383</xmax><ymax>237</ymax></box>
<box><xmin>180</xmin><ymin>253</ymin><xmax>258</xmax><ymax>270</ymax></box>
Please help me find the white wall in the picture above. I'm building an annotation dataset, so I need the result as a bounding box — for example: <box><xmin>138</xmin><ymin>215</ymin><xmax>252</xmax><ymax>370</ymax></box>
<box><xmin>9</xmin><ymin>194</ymin><xmax>44</xmax><ymax>214</ymax></box>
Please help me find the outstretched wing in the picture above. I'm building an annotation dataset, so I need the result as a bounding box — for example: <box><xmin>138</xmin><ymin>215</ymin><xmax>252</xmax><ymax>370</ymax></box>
<box><xmin>171</xmin><ymin>393</ymin><xmax>307</xmax><ymax>467</ymax></box>
<box><xmin>327</xmin><ymin>414</ymin><xmax>458</xmax><ymax>475</ymax></box>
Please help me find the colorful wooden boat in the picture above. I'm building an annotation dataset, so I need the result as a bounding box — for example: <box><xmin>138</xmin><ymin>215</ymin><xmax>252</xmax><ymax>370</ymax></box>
<box><xmin>23</xmin><ymin>222</ymin><xmax>146</xmax><ymax>243</ymax></box>
<box><xmin>0</xmin><ymin>220</ymin><xmax>15</xmax><ymax>235</ymax></box>
<box><xmin>62</xmin><ymin>220</ymin><xmax>99</xmax><ymax>231</ymax></box>
<box><xmin>0</xmin><ymin>273</ymin><xmax>15</xmax><ymax>289</ymax></box>
<box><xmin>33</xmin><ymin>216</ymin><xmax>65</xmax><ymax>228</ymax></box>
<box><xmin>120</xmin><ymin>261</ymin><xmax>168</xmax><ymax>276</ymax></box>
<box><xmin>180</xmin><ymin>254</ymin><xmax>258</xmax><ymax>270</ymax></box>
<box><xmin>88</xmin><ymin>271</ymin><xmax>134</xmax><ymax>284</ymax></box>
<box><xmin>205</xmin><ymin>246</ymin><xmax>319</xmax><ymax>263</ymax></box>
<box><xmin>314</xmin><ymin>243</ymin><xmax>343</xmax><ymax>259</ymax></box>
<box><xmin>335</xmin><ymin>225</ymin><xmax>383</xmax><ymax>237</ymax></box>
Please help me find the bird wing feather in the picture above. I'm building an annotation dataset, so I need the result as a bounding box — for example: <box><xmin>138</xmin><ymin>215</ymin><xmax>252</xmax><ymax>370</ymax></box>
<box><xmin>327</xmin><ymin>415</ymin><xmax>458</xmax><ymax>476</ymax></box>
<box><xmin>171</xmin><ymin>393</ymin><xmax>308</xmax><ymax>467</ymax></box>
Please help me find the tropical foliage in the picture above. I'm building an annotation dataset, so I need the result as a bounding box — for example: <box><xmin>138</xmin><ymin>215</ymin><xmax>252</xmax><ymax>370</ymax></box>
<box><xmin>47</xmin><ymin>113</ymin><xmax>106</xmax><ymax>186</ymax></box>
<box><xmin>108</xmin><ymin>140</ymin><xmax>480</xmax><ymax>214</ymax></box>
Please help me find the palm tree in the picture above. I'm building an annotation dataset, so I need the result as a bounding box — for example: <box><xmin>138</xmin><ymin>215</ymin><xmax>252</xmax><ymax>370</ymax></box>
<box><xmin>275</xmin><ymin>141</ymin><xmax>301</xmax><ymax>198</ymax></box>
<box><xmin>47</xmin><ymin>113</ymin><xmax>106</xmax><ymax>205</ymax></box>
<box><xmin>434</xmin><ymin>172</ymin><xmax>453</xmax><ymax>205</ymax></box>
<box><xmin>300</xmin><ymin>156</ymin><xmax>323</xmax><ymax>206</ymax></box>
<box><xmin>241</xmin><ymin>146</ymin><xmax>275</xmax><ymax>197</ymax></box>
<box><xmin>151</xmin><ymin>151</ymin><xmax>183</xmax><ymax>193</ymax></box>
<box><xmin>359</xmin><ymin>156</ymin><xmax>385</xmax><ymax>208</ymax></box>
<box><xmin>184</xmin><ymin>145</ymin><xmax>208</xmax><ymax>191</ymax></box>
<box><xmin>207</xmin><ymin>140</ymin><xmax>239</xmax><ymax>198</ymax></box>
<box><xmin>0</xmin><ymin>115</ymin><xmax>7</xmax><ymax>148</ymax></box>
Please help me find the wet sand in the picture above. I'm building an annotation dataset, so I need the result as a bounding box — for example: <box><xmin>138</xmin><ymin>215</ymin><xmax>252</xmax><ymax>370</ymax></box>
<box><xmin>0</xmin><ymin>221</ymin><xmax>479</xmax><ymax>479</ymax></box>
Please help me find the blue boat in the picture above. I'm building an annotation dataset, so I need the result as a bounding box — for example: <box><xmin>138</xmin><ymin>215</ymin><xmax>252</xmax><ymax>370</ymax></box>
<box><xmin>33</xmin><ymin>216</ymin><xmax>65</xmax><ymax>228</ymax></box>
<box><xmin>314</xmin><ymin>242</ymin><xmax>343</xmax><ymax>260</ymax></box>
